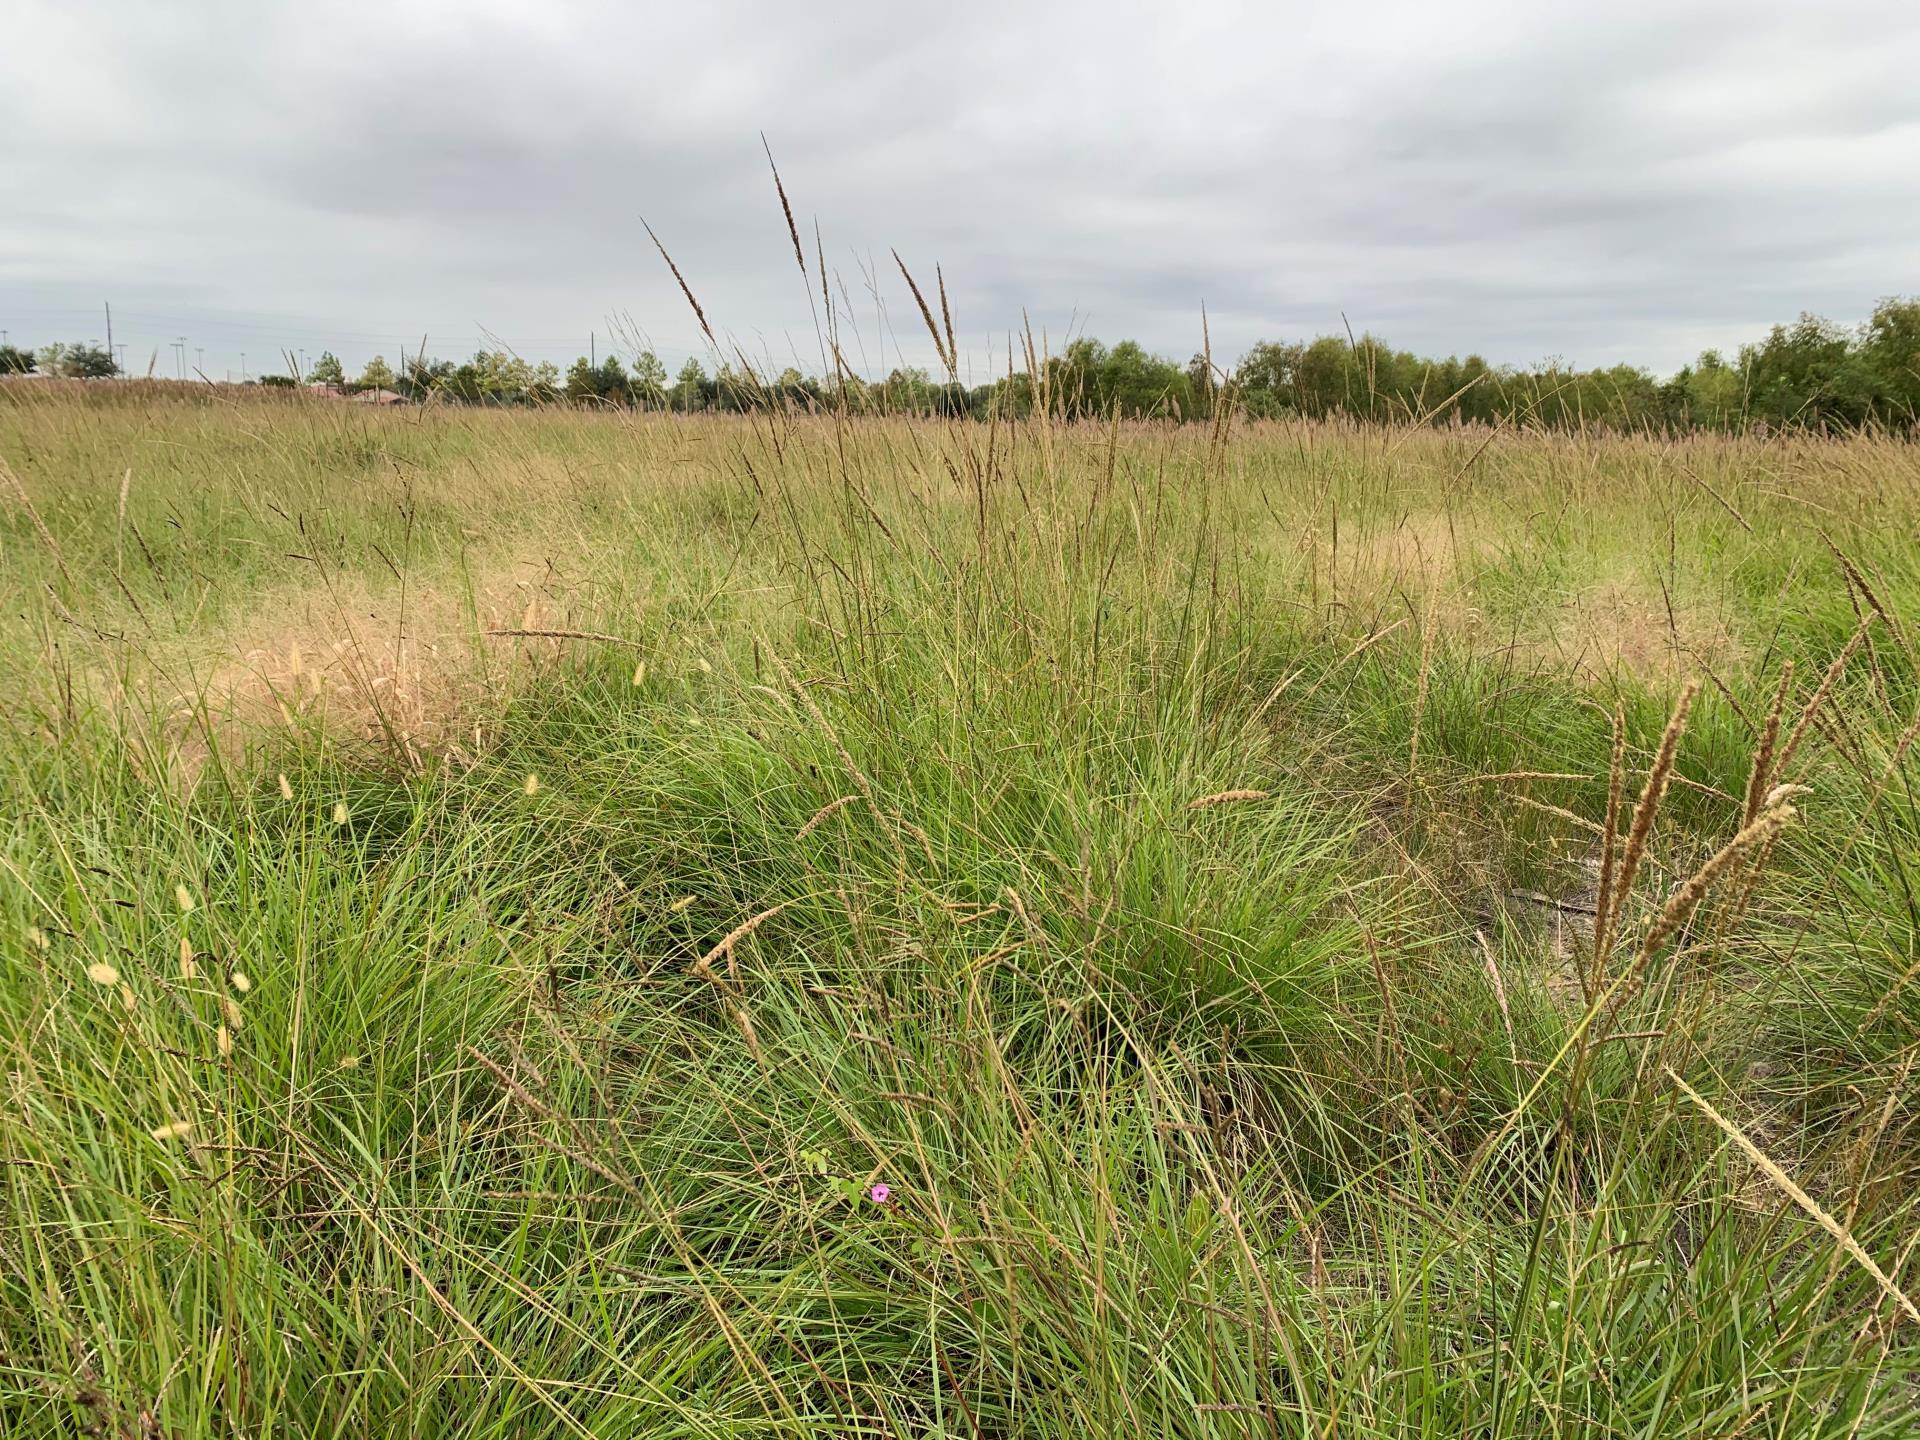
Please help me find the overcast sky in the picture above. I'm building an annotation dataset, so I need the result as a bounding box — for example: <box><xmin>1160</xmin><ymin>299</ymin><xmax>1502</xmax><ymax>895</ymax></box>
<box><xmin>4</xmin><ymin>0</ymin><xmax>1918</xmax><ymax>382</ymax></box>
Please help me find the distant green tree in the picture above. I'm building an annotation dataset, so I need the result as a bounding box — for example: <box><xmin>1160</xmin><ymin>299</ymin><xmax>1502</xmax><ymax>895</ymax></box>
<box><xmin>1046</xmin><ymin>339</ymin><xmax>1104</xmax><ymax>416</ymax></box>
<box><xmin>1091</xmin><ymin>340</ymin><xmax>1192</xmax><ymax>418</ymax></box>
<box><xmin>880</xmin><ymin>367</ymin><xmax>935</xmax><ymax>414</ymax></box>
<box><xmin>1234</xmin><ymin>340</ymin><xmax>1303</xmax><ymax>418</ymax></box>
<box><xmin>1741</xmin><ymin>314</ymin><xmax>1876</xmax><ymax>429</ymax></box>
<box><xmin>309</xmin><ymin>352</ymin><xmax>346</xmax><ymax>386</ymax></box>
<box><xmin>1681</xmin><ymin>350</ymin><xmax>1744</xmax><ymax>430</ymax></box>
<box><xmin>598</xmin><ymin>357</ymin><xmax>630</xmax><ymax>405</ymax></box>
<box><xmin>1861</xmin><ymin>296</ymin><xmax>1920</xmax><ymax>423</ymax></box>
<box><xmin>68</xmin><ymin>343</ymin><xmax>118</xmax><ymax>378</ymax></box>
<box><xmin>37</xmin><ymin>342</ymin><xmax>117</xmax><ymax>379</ymax></box>
<box><xmin>398</xmin><ymin>355</ymin><xmax>455</xmax><ymax>400</ymax></box>
<box><xmin>1186</xmin><ymin>353</ymin><xmax>1215</xmax><ymax>421</ymax></box>
<box><xmin>358</xmin><ymin>355</ymin><xmax>396</xmax><ymax>390</ymax></box>
<box><xmin>0</xmin><ymin>343</ymin><xmax>35</xmax><ymax>375</ymax></box>
<box><xmin>529</xmin><ymin>361</ymin><xmax>562</xmax><ymax>404</ymax></box>
<box><xmin>673</xmin><ymin>358</ymin><xmax>709</xmax><ymax>412</ymax></box>
<box><xmin>631</xmin><ymin>350</ymin><xmax>669</xmax><ymax>408</ymax></box>
<box><xmin>565</xmin><ymin>357</ymin><xmax>600</xmax><ymax>404</ymax></box>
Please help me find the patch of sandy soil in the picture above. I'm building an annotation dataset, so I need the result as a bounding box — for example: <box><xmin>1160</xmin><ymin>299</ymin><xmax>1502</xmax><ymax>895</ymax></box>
<box><xmin>137</xmin><ymin>549</ymin><xmax>614</xmax><ymax>781</ymax></box>
<box><xmin>1542</xmin><ymin>580</ymin><xmax>1745</xmax><ymax>685</ymax></box>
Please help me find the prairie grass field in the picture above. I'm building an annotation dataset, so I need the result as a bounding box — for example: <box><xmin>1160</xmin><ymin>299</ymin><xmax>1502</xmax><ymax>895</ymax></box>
<box><xmin>3</xmin><ymin>382</ymin><xmax>1919</xmax><ymax>1436</ymax></box>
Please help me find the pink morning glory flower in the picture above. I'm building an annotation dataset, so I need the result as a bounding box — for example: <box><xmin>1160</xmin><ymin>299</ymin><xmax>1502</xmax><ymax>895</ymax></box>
<box><xmin>868</xmin><ymin>1183</ymin><xmax>892</xmax><ymax>1205</ymax></box>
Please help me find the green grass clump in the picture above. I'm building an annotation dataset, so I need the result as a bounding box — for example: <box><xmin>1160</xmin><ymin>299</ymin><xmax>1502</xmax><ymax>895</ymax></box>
<box><xmin>2</xmin><ymin>386</ymin><xmax>1917</xmax><ymax>1435</ymax></box>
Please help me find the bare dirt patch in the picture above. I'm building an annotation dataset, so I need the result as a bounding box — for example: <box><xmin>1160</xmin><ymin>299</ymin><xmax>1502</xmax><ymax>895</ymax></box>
<box><xmin>1543</xmin><ymin>579</ymin><xmax>1745</xmax><ymax>685</ymax></box>
<box><xmin>152</xmin><ymin>549</ymin><xmax>603</xmax><ymax>772</ymax></box>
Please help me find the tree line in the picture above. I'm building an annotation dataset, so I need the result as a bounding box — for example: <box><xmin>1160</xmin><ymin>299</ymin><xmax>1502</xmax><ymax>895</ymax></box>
<box><xmin>5</xmin><ymin>296</ymin><xmax>1915</xmax><ymax>431</ymax></box>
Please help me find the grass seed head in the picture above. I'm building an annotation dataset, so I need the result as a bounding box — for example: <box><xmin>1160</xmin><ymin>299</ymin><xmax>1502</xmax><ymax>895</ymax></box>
<box><xmin>279</xmin><ymin>772</ymin><xmax>294</xmax><ymax>800</ymax></box>
<box><xmin>179</xmin><ymin>935</ymin><xmax>198</xmax><ymax>979</ymax></box>
<box><xmin>217</xmin><ymin>1025</ymin><xmax>233</xmax><ymax>1057</ymax></box>
<box><xmin>524</xmin><ymin>772</ymin><xmax>540</xmax><ymax>795</ymax></box>
<box><xmin>149</xmin><ymin>1120</ymin><xmax>193</xmax><ymax>1141</ymax></box>
<box><xmin>174</xmin><ymin>884</ymin><xmax>195</xmax><ymax>913</ymax></box>
<box><xmin>332</xmin><ymin>801</ymin><xmax>349</xmax><ymax>825</ymax></box>
<box><xmin>85</xmin><ymin>961</ymin><xmax>120</xmax><ymax>986</ymax></box>
<box><xmin>230</xmin><ymin>971</ymin><xmax>252</xmax><ymax>994</ymax></box>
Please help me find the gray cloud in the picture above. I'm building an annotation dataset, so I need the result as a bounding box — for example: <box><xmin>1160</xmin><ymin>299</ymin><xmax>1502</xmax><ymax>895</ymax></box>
<box><xmin>3</xmin><ymin>0</ymin><xmax>1916</xmax><ymax>381</ymax></box>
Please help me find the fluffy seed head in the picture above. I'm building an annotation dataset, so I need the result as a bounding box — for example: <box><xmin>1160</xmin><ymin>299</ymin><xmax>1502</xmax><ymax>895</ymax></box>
<box><xmin>332</xmin><ymin>801</ymin><xmax>349</xmax><ymax>825</ymax></box>
<box><xmin>279</xmin><ymin>773</ymin><xmax>294</xmax><ymax>800</ymax></box>
<box><xmin>175</xmin><ymin>884</ymin><xmax>195</xmax><ymax>913</ymax></box>
<box><xmin>224</xmin><ymin>997</ymin><xmax>244</xmax><ymax>1030</ymax></box>
<box><xmin>179</xmin><ymin>935</ymin><xmax>198</xmax><ymax>979</ymax></box>
<box><xmin>85</xmin><ymin>961</ymin><xmax>120</xmax><ymax>986</ymax></box>
<box><xmin>230</xmin><ymin>971</ymin><xmax>252</xmax><ymax>994</ymax></box>
<box><xmin>149</xmin><ymin>1120</ymin><xmax>193</xmax><ymax>1141</ymax></box>
<box><xmin>524</xmin><ymin>773</ymin><xmax>540</xmax><ymax>796</ymax></box>
<box><xmin>217</xmin><ymin>1025</ymin><xmax>233</xmax><ymax>1057</ymax></box>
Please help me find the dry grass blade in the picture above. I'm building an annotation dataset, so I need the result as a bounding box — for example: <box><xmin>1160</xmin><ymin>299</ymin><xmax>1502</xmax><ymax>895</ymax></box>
<box><xmin>484</xmin><ymin>627</ymin><xmax>646</xmax><ymax>652</ymax></box>
<box><xmin>892</xmin><ymin>249</ymin><xmax>953</xmax><ymax>374</ymax></box>
<box><xmin>1455</xmin><ymin>771</ymin><xmax>1593</xmax><ymax>787</ymax></box>
<box><xmin>1775</xmin><ymin>615</ymin><xmax>1873</xmax><ymax>778</ymax></box>
<box><xmin>1634</xmin><ymin>799</ymin><xmax>1796</xmax><ymax>960</ymax></box>
<box><xmin>1474</xmin><ymin>931</ymin><xmax>1517</xmax><ymax>1073</ymax></box>
<box><xmin>1</xmin><ymin>452</ymin><xmax>76</xmax><ymax>592</ymax></box>
<box><xmin>796</xmin><ymin>795</ymin><xmax>859</xmax><ymax>840</ymax></box>
<box><xmin>1258</xmin><ymin>618</ymin><xmax>1409</xmax><ymax>718</ymax></box>
<box><xmin>1602</xmin><ymin>681</ymin><xmax>1698</xmax><ymax>949</ymax></box>
<box><xmin>1408</xmin><ymin>591</ymin><xmax>1438</xmax><ymax>777</ymax></box>
<box><xmin>1591</xmin><ymin>703</ymin><xmax>1627</xmax><ymax>988</ymax></box>
<box><xmin>762</xmin><ymin>640</ymin><xmax>905</xmax><ymax>860</ymax></box>
<box><xmin>283</xmin><ymin>1130</ymin><xmax>602</xmax><ymax>1440</ymax></box>
<box><xmin>1668</xmin><ymin>1069</ymin><xmax>1920</xmax><ymax>1325</ymax></box>
<box><xmin>936</xmin><ymin>264</ymin><xmax>957</xmax><ymax>380</ymax></box>
<box><xmin>1743</xmin><ymin>661</ymin><xmax>1794</xmax><ymax>825</ymax></box>
<box><xmin>467</xmin><ymin>1046</ymin><xmax>640</xmax><ymax>1197</ymax></box>
<box><xmin>692</xmin><ymin>900</ymin><xmax>794</xmax><ymax>982</ymax></box>
<box><xmin>1507</xmin><ymin>793</ymin><xmax>1608</xmax><ymax>836</ymax></box>
<box><xmin>642</xmin><ymin>218</ymin><xmax>714</xmax><ymax>344</ymax></box>
<box><xmin>1186</xmin><ymin>788</ymin><xmax>1270</xmax><ymax>810</ymax></box>
<box><xmin>761</xmin><ymin>133</ymin><xmax>806</xmax><ymax>278</ymax></box>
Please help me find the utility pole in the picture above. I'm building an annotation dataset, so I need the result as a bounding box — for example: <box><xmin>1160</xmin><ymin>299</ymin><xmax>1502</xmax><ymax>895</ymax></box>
<box><xmin>195</xmin><ymin>347</ymin><xmax>204</xmax><ymax>376</ymax></box>
<box><xmin>590</xmin><ymin>331</ymin><xmax>595</xmax><ymax>367</ymax></box>
<box><xmin>173</xmin><ymin>337</ymin><xmax>187</xmax><ymax>379</ymax></box>
<box><xmin>115</xmin><ymin>345</ymin><xmax>127</xmax><ymax>372</ymax></box>
<box><xmin>240</xmin><ymin>351</ymin><xmax>247</xmax><ymax>381</ymax></box>
<box><xmin>104</xmin><ymin>302</ymin><xmax>114</xmax><ymax>375</ymax></box>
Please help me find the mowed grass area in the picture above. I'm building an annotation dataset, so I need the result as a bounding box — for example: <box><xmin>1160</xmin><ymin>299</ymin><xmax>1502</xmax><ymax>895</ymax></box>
<box><xmin>3</xmin><ymin>382</ymin><xmax>1919</xmax><ymax>1437</ymax></box>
